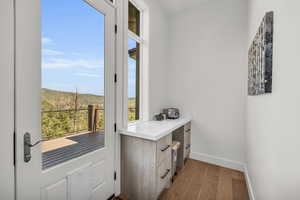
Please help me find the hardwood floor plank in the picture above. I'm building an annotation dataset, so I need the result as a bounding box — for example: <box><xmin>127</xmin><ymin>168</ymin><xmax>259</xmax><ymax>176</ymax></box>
<box><xmin>197</xmin><ymin>163</ymin><xmax>220</xmax><ymax>200</ymax></box>
<box><xmin>182</xmin><ymin>160</ymin><xmax>206</xmax><ymax>200</ymax></box>
<box><xmin>232</xmin><ymin>179</ymin><xmax>249</xmax><ymax>200</ymax></box>
<box><xmin>166</xmin><ymin>160</ymin><xmax>196</xmax><ymax>200</ymax></box>
<box><xmin>216</xmin><ymin>167</ymin><xmax>233</xmax><ymax>200</ymax></box>
<box><xmin>133</xmin><ymin>159</ymin><xmax>250</xmax><ymax>200</ymax></box>
<box><xmin>231</xmin><ymin>170</ymin><xmax>245</xmax><ymax>181</ymax></box>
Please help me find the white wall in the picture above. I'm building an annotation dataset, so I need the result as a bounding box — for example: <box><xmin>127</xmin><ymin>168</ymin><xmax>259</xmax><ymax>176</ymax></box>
<box><xmin>247</xmin><ymin>0</ymin><xmax>300</xmax><ymax>199</ymax></box>
<box><xmin>0</xmin><ymin>0</ymin><xmax>15</xmax><ymax>199</ymax></box>
<box><xmin>166</xmin><ymin>0</ymin><xmax>248</xmax><ymax>169</ymax></box>
<box><xmin>143</xmin><ymin>0</ymin><xmax>169</xmax><ymax>118</ymax></box>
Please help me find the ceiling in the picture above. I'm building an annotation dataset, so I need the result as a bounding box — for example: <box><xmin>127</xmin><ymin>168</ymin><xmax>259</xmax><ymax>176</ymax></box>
<box><xmin>157</xmin><ymin>0</ymin><xmax>210</xmax><ymax>15</ymax></box>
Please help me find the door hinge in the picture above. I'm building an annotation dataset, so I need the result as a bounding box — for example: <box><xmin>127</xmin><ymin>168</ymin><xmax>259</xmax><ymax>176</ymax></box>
<box><xmin>114</xmin><ymin>123</ymin><xmax>117</xmax><ymax>132</ymax></box>
<box><xmin>114</xmin><ymin>73</ymin><xmax>117</xmax><ymax>83</ymax></box>
<box><xmin>13</xmin><ymin>131</ymin><xmax>16</xmax><ymax>166</ymax></box>
<box><xmin>115</xmin><ymin>24</ymin><xmax>117</xmax><ymax>34</ymax></box>
<box><xmin>114</xmin><ymin>171</ymin><xmax>117</xmax><ymax>181</ymax></box>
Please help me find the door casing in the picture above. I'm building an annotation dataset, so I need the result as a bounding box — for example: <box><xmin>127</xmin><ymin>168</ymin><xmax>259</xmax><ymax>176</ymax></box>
<box><xmin>0</xmin><ymin>0</ymin><xmax>15</xmax><ymax>199</ymax></box>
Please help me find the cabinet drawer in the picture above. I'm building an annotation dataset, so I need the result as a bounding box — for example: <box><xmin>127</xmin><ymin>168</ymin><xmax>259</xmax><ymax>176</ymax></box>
<box><xmin>156</xmin><ymin>156</ymin><xmax>171</xmax><ymax>197</ymax></box>
<box><xmin>156</xmin><ymin>135</ymin><xmax>172</xmax><ymax>166</ymax></box>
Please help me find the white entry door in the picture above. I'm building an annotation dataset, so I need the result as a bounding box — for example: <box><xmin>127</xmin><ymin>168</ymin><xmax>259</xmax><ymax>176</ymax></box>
<box><xmin>15</xmin><ymin>0</ymin><xmax>116</xmax><ymax>199</ymax></box>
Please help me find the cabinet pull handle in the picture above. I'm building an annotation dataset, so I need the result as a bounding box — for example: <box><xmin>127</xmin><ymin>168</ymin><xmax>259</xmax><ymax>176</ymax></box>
<box><xmin>161</xmin><ymin>169</ymin><xmax>170</xmax><ymax>179</ymax></box>
<box><xmin>161</xmin><ymin>145</ymin><xmax>170</xmax><ymax>152</ymax></box>
<box><xmin>185</xmin><ymin>129</ymin><xmax>191</xmax><ymax>132</ymax></box>
<box><xmin>185</xmin><ymin>144</ymin><xmax>191</xmax><ymax>150</ymax></box>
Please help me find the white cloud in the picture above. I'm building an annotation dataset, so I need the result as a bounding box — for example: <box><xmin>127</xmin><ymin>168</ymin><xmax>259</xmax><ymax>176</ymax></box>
<box><xmin>74</xmin><ymin>73</ymin><xmax>101</xmax><ymax>78</ymax></box>
<box><xmin>42</xmin><ymin>37</ymin><xmax>53</xmax><ymax>45</ymax></box>
<box><xmin>42</xmin><ymin>58</ymin><xmax>104</xmax><ymax>69</ymax></box>
<box><xmin>42</xmin><ymin>49</ymin><xmax>64</xmax><ymax>56</ymax></box>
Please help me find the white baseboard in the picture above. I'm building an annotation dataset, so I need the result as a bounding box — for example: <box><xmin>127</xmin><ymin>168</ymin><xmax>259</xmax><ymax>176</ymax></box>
<box><xmin>244</xmin><ymin>167</ymin><xmax>255</xmax><ymax>200</ymax></box>
<box><xmin>190</xmin><ymin>151</ymin><xmax>245</xmax><ymax>172</ymax></box>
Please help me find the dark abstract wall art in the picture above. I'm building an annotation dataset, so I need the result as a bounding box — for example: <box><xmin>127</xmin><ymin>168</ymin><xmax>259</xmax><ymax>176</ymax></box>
<box><xmin>248</xmin><ymin>11</ymin><xmax>274</xmax><ymax>96</ymax></box>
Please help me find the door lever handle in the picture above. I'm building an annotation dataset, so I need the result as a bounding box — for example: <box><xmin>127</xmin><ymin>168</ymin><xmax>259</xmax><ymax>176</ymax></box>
<box><xmin>24</xmin><ymin>132</ymin><xmax>46</xmax><ymax>162</ymax></box>
<box><xmin>25</xmin><ymin>138</ymin><xmax>45</xmax><ymax>147</ymax></box>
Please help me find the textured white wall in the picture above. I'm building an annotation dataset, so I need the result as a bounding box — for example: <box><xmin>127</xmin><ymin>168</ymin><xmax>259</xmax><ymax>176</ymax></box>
<box><xmin>247</xmin><ymin>0</ymin><xmax>300</xmax><ymax>199</ymax></box>
<box><xmin>142</xmin><ymin>0</ymin><xmax>170</xmax><ymax>118</ymax></box>
<box><xmin>166</xmin><ymin>0</ymin><xmax>248</xmax><ymax>165</ymax></box>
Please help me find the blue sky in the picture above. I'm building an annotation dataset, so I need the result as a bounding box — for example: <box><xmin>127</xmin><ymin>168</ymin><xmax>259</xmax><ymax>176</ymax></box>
<box><xmin>128</xmin><ymin>38</ymin><xmax>137</xmax><ymax>99</ymax></box>
<box><xmin>42</xmin><ymin>0</ymin><xmax>136</xmax><ymax>98</ymax></box>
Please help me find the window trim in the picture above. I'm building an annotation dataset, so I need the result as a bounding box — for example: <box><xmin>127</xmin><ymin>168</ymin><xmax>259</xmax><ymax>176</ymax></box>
<box><xmin>128</xmin><ymin>30</ymin><xmax>142</xmax><ymax>43</ymax></box>
<box><xmin>126</xmin><ymin>0</ymin><xmax>149</xmax><ymax>123</ymax></box>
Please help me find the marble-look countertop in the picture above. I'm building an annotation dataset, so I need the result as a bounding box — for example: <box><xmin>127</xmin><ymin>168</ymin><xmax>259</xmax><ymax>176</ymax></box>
<box><xmin>119</xmin><ymin>117</ymin><xmax>192</xmax><ymax>141</ymax></box>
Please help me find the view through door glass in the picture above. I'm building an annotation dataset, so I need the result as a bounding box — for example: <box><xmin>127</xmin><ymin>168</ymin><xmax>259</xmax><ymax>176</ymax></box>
<box><xmin>41</xmin><ymin>0</ymin><xmax>105</xmax><ymax>169</ymax></box>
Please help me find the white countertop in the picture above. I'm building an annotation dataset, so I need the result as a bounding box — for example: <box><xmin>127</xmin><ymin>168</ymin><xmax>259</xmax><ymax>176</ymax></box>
<box><xmin>119</xmin><ymin>117</ymin><xmax>192</xmax><ymax>141</ymax></box>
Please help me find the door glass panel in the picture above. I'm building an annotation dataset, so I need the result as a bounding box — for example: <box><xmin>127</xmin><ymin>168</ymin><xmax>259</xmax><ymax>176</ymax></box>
<box><xmin>128</xmin><ymin>38</ymin><xmax>140</xmax><ymax>121</ymax></box>
<box><xmin>41</xmin><ymin>0</ymin><xmax>105</xmax><ymax>169</ymax></box>
<box><xmin>128</xmin><ymin>2</ymin><xmax>140</xmax><ymax>36</ymax></box>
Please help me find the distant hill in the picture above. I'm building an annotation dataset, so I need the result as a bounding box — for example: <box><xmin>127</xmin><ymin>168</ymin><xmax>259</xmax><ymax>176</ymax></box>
<box><xmin>42</xmin><ymin>88</ymin><xmax>104</xmax><ymax>110</ymax></box>
<box><xmin>42</xmin><ymin>88</ymin><xmax>136</xmax><ymax>111</ymax></box>
<box><xmin>41</xmin><ymin>88</ymin><xmax>138</xmax><ymax>139</ymax></box>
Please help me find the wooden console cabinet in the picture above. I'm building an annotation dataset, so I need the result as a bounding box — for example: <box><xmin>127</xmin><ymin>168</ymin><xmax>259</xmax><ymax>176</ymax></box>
<box><xmin>121</xmin><ymin>134</ymin><xmax>172</xmax><ymax>200</ymax></box>
<box><xmin>121</xmin><ymin>121</ymin><xmax>191</xmax><ymax>200</ymax></box>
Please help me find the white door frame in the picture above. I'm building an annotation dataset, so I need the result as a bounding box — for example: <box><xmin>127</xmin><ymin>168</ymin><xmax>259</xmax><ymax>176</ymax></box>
<box><xmin>14</xmin><ymin>0</ymin><xmax>117</xmax><ymax>199</ymax></box>
<box><xmin>115</xmin><ymin>0</ymin><xmax>125</xmax><ymax>195</ymax></box>
<box><xmin>0</xmin><ymin>0</ymin><xmax>125</xmax><ymax>198</ymax></box>
<box><xmin>0</xmin><ymin>0</ymin><xmax>15</xmax><ymax>199</ymax></box>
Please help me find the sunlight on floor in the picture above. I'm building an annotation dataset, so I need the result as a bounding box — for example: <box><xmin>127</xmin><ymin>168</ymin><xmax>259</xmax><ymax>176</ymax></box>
<box><xmin>42</xmin><ymin>137</ymin><xmax>78</xmax><ymax>152</ymax></box>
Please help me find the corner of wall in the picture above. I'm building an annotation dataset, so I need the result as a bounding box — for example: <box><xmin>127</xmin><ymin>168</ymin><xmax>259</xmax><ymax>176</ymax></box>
<box><xmin>244</xmin><ymin>166</ymin><xmax>256</xmax><ymax>200</ymax></box>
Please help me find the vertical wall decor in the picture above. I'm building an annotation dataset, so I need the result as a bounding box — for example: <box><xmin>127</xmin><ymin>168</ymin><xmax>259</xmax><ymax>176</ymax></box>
<box><xmin>248</xmin><ymin>11</ymin><xmax>274</xmax><ymax>96</ymax></box>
